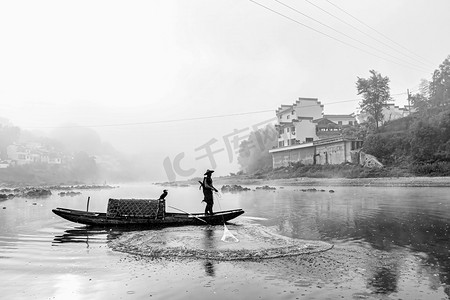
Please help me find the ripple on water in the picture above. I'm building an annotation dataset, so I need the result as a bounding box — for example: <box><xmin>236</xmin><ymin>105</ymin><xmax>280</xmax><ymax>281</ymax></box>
<box><xmin>109</xmin><ymin>223</ymin><xmax>333</xmax><ymax>261</ymax></box>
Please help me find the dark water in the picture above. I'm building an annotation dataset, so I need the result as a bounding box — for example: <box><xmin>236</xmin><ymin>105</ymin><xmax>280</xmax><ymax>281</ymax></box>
<box><xmin>1</xmin><ymin>183</ymin><xmax>449</xmax><ymax>299</ymax></box>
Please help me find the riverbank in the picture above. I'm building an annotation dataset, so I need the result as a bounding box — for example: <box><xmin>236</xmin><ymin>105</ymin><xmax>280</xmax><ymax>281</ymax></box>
<box><xmin>161</xmin><ymin>175</ymin><xmax>450</xmax><ymax>188</ymax></box>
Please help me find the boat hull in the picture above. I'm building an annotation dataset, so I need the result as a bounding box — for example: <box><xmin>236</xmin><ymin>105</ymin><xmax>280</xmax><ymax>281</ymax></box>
<box><xmin>52</xmin><ymin>207</ymin><xmax>244</xmax><ymax>227</ymax></box>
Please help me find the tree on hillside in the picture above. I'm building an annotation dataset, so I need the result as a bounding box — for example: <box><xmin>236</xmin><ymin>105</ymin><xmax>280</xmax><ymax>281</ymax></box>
<box><xmin>237</xmin><ymin>124</ymin><xmax>278</xmax><ymax>174</ymax></box>
<box><xmin>50</xmin><ymin>125</ymin><xmax>103</xmax><ymax>155</ymax></box>
<box><xmin>410</xmin><ymin>57</ymin><xmax>450</xmax><ymax>115</ymax></box>
<box><xmin>408</xmin><ymin>108</ymin><xmax>450</xmax><ymax>163</ymax></box>
<box><xmin>71</xmin><ymin>151</ymin><xmax>98</xmax><ymax>180</ymax></box>
<box><xmin>410</xmin><ymin>92</ymin><xmax>429</xmax><ymax>114</ymax></box>
<box><xmin>0</xmin><ymin>125</ymin><xmax>20</xmax><ymax>159</ymax></box>
<box><xmin>429</xmin><ymin>55</ymin><xmax>450</xmax><ymax>108</ymax></box>
<box><xmin>409</xmin><ymin>79</ymin><xmax>430</xmax><ymax>114</ymax></box>
<box><xmin>356</xmin><ymin>70</ymin><xmax>392</xmax><ymax>130</ymax></box>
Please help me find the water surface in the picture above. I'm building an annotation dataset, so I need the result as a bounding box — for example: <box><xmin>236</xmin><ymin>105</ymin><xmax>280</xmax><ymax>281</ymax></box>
<box><xmin>1</xmin><ymin>183</ymin><xmax>449</xmax><ymax>299</ymax></box>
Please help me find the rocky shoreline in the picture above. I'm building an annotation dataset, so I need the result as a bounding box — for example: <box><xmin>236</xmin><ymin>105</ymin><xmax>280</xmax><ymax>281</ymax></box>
<box><xmin>158</xmin><ymin>176</ymin><xmax>450</xmax><ymax>188</ymax></box>
<box><xmin>0</xmin><ymin>184</ymin><xmax>118</xmax><ymax>200</ymax></box>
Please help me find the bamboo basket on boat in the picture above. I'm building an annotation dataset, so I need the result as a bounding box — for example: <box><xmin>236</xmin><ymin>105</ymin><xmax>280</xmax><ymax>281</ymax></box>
<box><xmin>106</xmin><ymin>198</ymin><xmax>165</xmax><ymax>219</ymax></box>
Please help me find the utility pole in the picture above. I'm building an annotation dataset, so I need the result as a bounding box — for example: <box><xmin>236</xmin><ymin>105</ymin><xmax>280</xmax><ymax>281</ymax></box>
<box><xmin>407</xmin><ymin>89</ymin><xmax>411</xmax><ymax>115</ymax></box>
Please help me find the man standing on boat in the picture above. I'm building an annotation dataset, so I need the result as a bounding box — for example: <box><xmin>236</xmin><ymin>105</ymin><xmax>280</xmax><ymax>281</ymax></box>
<box><xmin>202</xmin><ymin>169</ymin><xmax>218</xmax><ymax>215</ymax></box>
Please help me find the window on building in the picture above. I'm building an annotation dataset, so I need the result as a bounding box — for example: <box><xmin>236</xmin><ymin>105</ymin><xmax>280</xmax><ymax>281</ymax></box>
<box><xmin>279</xmin><ymin>141</ymin><xmax>283</xmax><ymax>147</ymax></box>
<box><xmin>286</xmin><ymin>127</ymin><xmax>289</xmax><ymax>132</ymax></box>
<box><xmin>287</xmin><ymin>115</ymin><xmax>290</xmax><ymax>119</ymax></box>
<box><xmin>338</xmin><ymin>121</ymin><xmax>342</xmax><ymax>125</ymax></box>
<box><xmin>349</xmin><ymin>121</ymin><xmax>353</xmax><ymax>126</ymax></box>
<box><xmin>291</xmin><ymin>110</ymin><xmax>295</xmax><ymax>115</ymax></box>
<box><xmin>290</xmin><ymin>138</ymin><xmax>296</xmax><ymax>145</ymax></box>
<box><xmin>351</xmin><ymin>141</ymin><xmax>363</xmax><ymax>150</ymax></box>
<box><xmin>305</xmin><ymin>137</ymin><xmax>313</xmax><ymax>142</ymax></box>
<box><xmin>291</xmin><ymin>126</ymin><xmax>295</xmax><ymax>133</ymax></box>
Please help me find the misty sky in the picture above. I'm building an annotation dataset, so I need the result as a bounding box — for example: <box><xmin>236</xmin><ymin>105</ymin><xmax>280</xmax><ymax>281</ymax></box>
<box><xmin>1</xmin><ymin>0</ymin><xmax>449</xmax><ymax>180</ymax></box>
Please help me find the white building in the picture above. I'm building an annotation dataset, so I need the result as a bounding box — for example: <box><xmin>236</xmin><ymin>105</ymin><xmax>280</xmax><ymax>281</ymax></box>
<box><xmin>356</xmin><ymin>104</ymin><xmax>415</xmax><ymax>124</ymax></box>
<box><xmin>276</xmin><ymin>97</ymin><xmax>324</xmax><ymax>147</ymax></box>
<box><xmin>275</xmin><ymin>98</ymin><xmax>358</xmax><ymax>148</ymax></box>
<box><xmin>6</xmin><ymin>143</ymin><xmax>62</xmax><ymax>165</ymax></box>
<box><xmin>270</xmin><ymin>97</ymin><xmax>362</xmax><ymax>168</ymax></box>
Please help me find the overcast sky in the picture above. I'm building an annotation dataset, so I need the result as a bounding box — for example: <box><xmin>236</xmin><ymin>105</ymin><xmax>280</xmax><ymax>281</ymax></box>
<box><xmin>1</xmin><ymin>0</ymin><xmax>449</xmax><ymax>180</ymax></box>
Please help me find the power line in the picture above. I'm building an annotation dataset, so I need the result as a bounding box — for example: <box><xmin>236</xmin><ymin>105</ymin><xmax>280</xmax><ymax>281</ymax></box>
<box><xmin>248</xmin><ymin>0</ymin><xmax>430</xmax><ymax>73</ymax></box>
<box><xmin>302</xmin><ymin>0</ymin><xmax>434</xmax><ymax>69</ymax></box>
<box><xmin>22</xmin><ymin>93</ymin><xmax>410</xmax><ymax>129</ymax></box>
<box><xmin>23</xmin><ymin>110</ymin><xmax>276</xmax><ymax>129</ymax></box>
<box><xmin>272</xmin><ymin>0</ymin><xmax>431</xmax><ymax>71</ymax></box>
<box><xmin>325</xmin><ymin>0</ymin><xmax>435</xmax><ymax>66</ymax></box>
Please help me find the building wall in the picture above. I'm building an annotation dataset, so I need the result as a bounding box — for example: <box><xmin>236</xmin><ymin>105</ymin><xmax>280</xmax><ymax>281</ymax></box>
<box><xmin>356</xmin><ymin>105</ymin><xmax>415</xmax><ymax>124</ymax></box>
<box><xmin>315</xmin><ymin>140</ymin><xmax>354</xmax><ymax>165</ymax></box>
<box><xmin>323</xmin><ymin>115</ymin><xmax>356</xmax><ymax>126</ymax></box>
<box><xmin>278</xmin><ymin>124</ymin><xmax>297</xmax><ymax>147</ymax></box>
<box><xmin>278</xmin><ymin>108</ymin><xmax>296</xmax><ymax>123</ymax></box>
<box><xmin>294</xmin><ymin>119</ymin><xmax>317</xmax><ymax>143</ymax></box>
<box><xmin>272</xmin><ymin>146</ymin><xmax>315</xmax><ymax>168</ymax></box>
<box><xmin>6</xmin><ymin>145</ymin><xmax>32</xmax><ymax>165</ymax></box>
<box><xmin>276</xmin><ymin>98</ymin><xmax>324</xmax><ymax>147</ymax></box>
<box><xmin>383</xmin><ymin>105</ymin><xmax>404</xmax><ymax>122</ymax></box>
<box><xmin>294</xmin><ymin>98</ymin><xmax>323</xmax><ymax>120</ymax></box>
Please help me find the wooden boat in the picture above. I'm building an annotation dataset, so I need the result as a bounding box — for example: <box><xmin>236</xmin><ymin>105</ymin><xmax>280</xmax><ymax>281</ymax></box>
<box><xmin>52</xmin><ymin>198</ymin><xmax>244</xmax><ymax>227</ymax></box>
<box><xmin>52</xmin><ymin>207</ymin><xmax>245</xmax><ymax>227</ymax></box>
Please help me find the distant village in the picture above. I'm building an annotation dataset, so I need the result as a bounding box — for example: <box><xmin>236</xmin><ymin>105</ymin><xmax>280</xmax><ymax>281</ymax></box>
<box><xmin>269</xmin><ymin>97</ymin><xmax>413</xmax><ymax>168</ymax></box>
<box><xmin>0</xmin><ymin>143</ymin><xmax>65</xmax><ymax>169</ymax></box>
<box><xmin>0</xmin><ymin>142</ymin><xmax>114</xmax><ymax>170</ymax></box>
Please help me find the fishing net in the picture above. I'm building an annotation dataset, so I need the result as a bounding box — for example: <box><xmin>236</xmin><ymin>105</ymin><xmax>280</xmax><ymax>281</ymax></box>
<box><xmin>110</xmin><ymin>222</ymin><xmax>334</xmax><ymax>261</ymax></box>
<box><xmin>213</xmin><ymin>191</ymin><xmax>239</xmax><ymax>243</ymax></box>
<box><xmin>106</xmin><ymin>199</ymin><xmax>165</xmax><ymax>219</ymax></box>
<box><xmin>221</xmin><ymin>224</ymin><xmax>239</xmax><ymax>243</ymax></box>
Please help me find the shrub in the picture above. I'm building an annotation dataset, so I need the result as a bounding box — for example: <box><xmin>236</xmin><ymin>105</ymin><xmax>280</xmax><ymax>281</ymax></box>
<box><xmin>363</xmin><ymin>132</ymin><xmax>410</xmax><ymax>164</ymax></box>
<box><xmin>410</xmin><ymin>161</ymin><xmax>450</xmax><ymax>176</ymax></box>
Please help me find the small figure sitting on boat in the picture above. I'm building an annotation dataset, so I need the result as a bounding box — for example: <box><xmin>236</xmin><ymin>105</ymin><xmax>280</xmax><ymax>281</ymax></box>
<box><xmin>159</xmin><ymin>189</ymin><xmax>168</xmax><ymax>200</ymax></box>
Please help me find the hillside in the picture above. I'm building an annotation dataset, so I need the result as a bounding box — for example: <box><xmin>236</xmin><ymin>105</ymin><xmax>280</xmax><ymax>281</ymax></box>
<box><xmin>362</xmin><ymin>108</ymin><xmax>450</xmax><ymax>176</ymax></box>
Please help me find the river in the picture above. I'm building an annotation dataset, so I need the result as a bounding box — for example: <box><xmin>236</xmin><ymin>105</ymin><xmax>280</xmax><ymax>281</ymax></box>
<box><xmin>0</xmin><ymin>182</ymin><xmax>449</xmax><ymax>299</ymax></box>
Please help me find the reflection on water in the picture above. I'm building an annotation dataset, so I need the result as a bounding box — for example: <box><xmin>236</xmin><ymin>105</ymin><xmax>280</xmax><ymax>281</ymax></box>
<box><xmin>368</xmin><ymin>266</ymin><xmax>398</xmax><ymax>294</ymax></box>
<box><xmin>203</xmin><ymin>227</ymin><xmax>215</xmax><ymax>250</ymax></box>
<box><xmin>52</xmin><ymin>227</ymin><xmax>127</xmax><ymax>247</ymax></box>
<box><xmin>235</xmin><ymin>186</ymin><xmax>450</xmax><ymax>297</ymax></box>
<box><xmin>203</xmin><ymin>227</ymin><xmax>216</xmax><ymax>276</ymax></box>
<box><xmin>204</xmin><ymin>261</ymin><xmax>215</xmax><ymax>277</ymax></box>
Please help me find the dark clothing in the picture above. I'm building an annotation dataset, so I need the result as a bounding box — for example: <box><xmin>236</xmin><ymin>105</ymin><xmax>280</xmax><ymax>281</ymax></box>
<box><xmin>203</xmin><ymin>176</ymin><xmax>215</xmax><ymax>215</ymax></box>
<box><xmin>204</xmin><ymin>201</ymin><xmax>214</xmax><ymax>215</ymax></box>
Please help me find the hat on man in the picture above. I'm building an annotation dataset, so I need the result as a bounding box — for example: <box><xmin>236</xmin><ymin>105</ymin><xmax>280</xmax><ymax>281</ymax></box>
<box><xmin>204</xmin><ymin>169</ymin><xmax>214</xmax><ymax>175</ymax></box>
